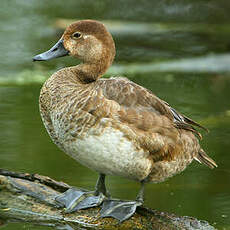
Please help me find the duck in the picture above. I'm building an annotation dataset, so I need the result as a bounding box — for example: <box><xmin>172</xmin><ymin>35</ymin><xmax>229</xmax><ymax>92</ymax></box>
<box><xmin>33</xmin><ymin>19</ymin><xmax>217</xmax><ymax>222</ymax></box>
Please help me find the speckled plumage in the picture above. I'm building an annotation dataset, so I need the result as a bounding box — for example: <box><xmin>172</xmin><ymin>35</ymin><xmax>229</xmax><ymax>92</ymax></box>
<box><xmin>39</xmin><ymin>20</ymin><xmax>217</xmax><ymax>184</ymax></box>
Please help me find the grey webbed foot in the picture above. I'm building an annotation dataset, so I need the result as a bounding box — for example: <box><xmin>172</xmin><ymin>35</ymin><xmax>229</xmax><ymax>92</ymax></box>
<box><xmin>55</xmin><ymin>187</ymin><xmax>105</xmax><ymax>212</ymax></box>
<box><xmin>100</xmin><ymin>181</ymin><xmax>145</xmax><ymax>222</ymax></box>
<box><xmin>55</xmin><ymin>175</ymin><xmax>145</xmax><ymax>223</ymax></box>
<box><xmin>55</xmin><ymin>174</ymin><xmax>108</xmax><ymax>212</ymax></box>
<box><xmin>100</xmin><ymin>199</ymin><xmax>142</xmax><ymax>222</ymax></box>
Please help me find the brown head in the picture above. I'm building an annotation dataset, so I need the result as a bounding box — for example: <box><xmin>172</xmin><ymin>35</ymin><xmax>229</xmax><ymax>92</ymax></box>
<box><xmin>33</xmin><ymin>20</ymin><xmax>116</xmax><ymax>80</ymax></box>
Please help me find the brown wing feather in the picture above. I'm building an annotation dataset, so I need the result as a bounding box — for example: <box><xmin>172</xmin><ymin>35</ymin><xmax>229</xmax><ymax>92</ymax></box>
<box><xmin>93</xmin><ymin>77</ymin><xmax>183</xmax><ymax>165</ymax></box>
<box><xmin>94</xmin><ymin>76</ymin><xmax>217</xmax><ymax>168</ymax></box>
<box><xmin>97</xmin><ymin>76</ymin><xmax>206</xmax><ymax>135</ymax></box>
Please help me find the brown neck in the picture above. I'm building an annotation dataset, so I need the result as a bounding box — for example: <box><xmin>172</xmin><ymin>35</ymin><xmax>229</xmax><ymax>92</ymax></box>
<box><xmin>68</xmin><ymin>60</ymin><xmax>109</xmax><ymax>84</ymax></box>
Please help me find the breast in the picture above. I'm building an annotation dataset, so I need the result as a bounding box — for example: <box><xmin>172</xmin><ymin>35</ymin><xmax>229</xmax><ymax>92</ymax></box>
<box><xmin>61</xmin><ymin>125</ymin><xmax>153</xmax><ymax>181</ymax></box>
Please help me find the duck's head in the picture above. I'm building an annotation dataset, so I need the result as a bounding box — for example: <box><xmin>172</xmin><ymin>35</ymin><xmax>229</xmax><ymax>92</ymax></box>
<box><xmin>33</xmin><ymin>20</ymin><xmax>115</xmax><ymax>72</ymax></box>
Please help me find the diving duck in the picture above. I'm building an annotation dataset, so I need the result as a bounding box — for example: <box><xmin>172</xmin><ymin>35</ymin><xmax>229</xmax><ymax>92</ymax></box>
<box><xmin>33</xmin><ymin>20</ymin><xmax>217</xmax><ymax>222</ymax></box>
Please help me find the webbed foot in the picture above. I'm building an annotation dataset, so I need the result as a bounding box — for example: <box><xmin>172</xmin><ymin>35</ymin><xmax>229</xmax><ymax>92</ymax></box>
<box><xmin>55</xmin><ymin>174</ymin><xmax>108</xmax><ymax>212</ymax></box>
<box><xmin>55</xmin><ymin>175</ymin><xmax>145</xmax><ymax>223</ymax></box>
<box><xmin>100</xmin><ymin>181</ymin><xmax>145</xmax><ymax>222</ymax></box>
<box><xmin>100</xmin><ymin>199</ymin><xmax>142</xmax><ymax>222</ymax></box>
<box><xmin>55</xmin><ymin>187</ymin><xmax>105</xmax><ymax>212</ymax></box>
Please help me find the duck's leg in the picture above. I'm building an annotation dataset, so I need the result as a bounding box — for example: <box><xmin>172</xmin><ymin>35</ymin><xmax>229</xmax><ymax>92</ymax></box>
<box><xmin>136</xmin><ymin>181</ymin><xmax>145</xmax><ymax>203</ymax></box>
<box><xmin>94</xmin><ymin>173</ymin><xmax>110</xmax><ymax>197</ymax></box>
<box><xmin>100</xmin><ymin>182</ymin><xmax>144</xmax><ymax>222</ymax></box>
<box><xmin>55</xmin><ymin>174</ymin><xmax>107</xmax><ymax>212</ymax></box>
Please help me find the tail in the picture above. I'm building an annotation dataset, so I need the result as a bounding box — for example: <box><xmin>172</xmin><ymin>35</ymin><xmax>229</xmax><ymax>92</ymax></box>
<box><xmin>194</xmin><ymin>149</ymin><xmax>217</xmax><ymax>169</ymax></box>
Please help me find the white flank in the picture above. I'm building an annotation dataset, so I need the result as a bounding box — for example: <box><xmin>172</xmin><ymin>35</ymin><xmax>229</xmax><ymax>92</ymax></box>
<box><xmin>63</xmin><ymin>127</ymin><xmax>152</xmax><ymax>181</ymax></box>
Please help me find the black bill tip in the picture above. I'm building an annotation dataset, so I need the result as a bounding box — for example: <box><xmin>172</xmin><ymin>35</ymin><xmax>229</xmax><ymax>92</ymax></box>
<box><xmin>33</xmin><ymin>55</ymin><xmax>44</xmax><ymax>62</ymax></box>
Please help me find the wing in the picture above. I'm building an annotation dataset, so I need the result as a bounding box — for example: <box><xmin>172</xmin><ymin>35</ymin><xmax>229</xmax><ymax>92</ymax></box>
<box><xmin>96</xmin><ymin>76</ymin><xmax>207</xmax><ymax>138</ymax></box>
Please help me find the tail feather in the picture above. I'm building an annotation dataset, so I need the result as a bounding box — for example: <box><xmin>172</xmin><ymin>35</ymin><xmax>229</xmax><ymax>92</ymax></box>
<box><xmin>195</xmin><ymin>149</ymin><xmax>217</xmax><ymax>169</ymax></box>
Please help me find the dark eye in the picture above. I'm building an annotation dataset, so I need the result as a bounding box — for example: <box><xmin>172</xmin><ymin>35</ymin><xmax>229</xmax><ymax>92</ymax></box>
<box><xmin>73</xmin><ymin>32</ymin><xmax>82</xmax><ymax>39</ymax></box>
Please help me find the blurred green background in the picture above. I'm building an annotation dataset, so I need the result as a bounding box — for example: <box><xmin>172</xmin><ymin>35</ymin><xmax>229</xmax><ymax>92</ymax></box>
<box><xmin>0</xmin><ymin>0</ymin><xmax>230</xmax><ymax>229</ymax></box>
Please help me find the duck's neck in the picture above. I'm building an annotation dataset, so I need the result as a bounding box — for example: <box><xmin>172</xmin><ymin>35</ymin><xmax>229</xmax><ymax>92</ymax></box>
<box><xmin>69</xmin><ymin>61</ymin><xmax>109</xmax><ymax>84</ymax></box>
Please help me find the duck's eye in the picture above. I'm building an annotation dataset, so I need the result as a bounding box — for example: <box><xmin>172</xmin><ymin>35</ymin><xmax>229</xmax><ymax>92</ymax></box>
<box><xmin>72</xmin><ymin>32</ymin><xmax>82</xmax><ymax>39</ymax></box>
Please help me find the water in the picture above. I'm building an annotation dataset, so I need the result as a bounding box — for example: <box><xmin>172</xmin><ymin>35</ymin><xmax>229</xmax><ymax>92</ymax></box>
<box><xmin>0</xmin><ymin>1</ymin><xmax>230</xmax><ymax>229</ymax></box>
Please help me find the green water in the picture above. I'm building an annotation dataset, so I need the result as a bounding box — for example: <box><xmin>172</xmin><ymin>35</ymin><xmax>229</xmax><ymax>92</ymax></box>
<box><xmin>0</xmin><ymin>1</ymin><xmax>230</xmax><ymax>229</ymax></box>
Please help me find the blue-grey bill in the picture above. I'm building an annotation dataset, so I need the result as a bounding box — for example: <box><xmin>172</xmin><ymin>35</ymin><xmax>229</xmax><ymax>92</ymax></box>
<box><xmin>33</xmin><ymin>39</ymin><xmax>69</xmax><ymax>61</ymax></box>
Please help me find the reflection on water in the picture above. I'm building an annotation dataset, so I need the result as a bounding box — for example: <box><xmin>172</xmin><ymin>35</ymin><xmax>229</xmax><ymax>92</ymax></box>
<box><xmin>0</xmin><ymin>0</ymin><xmax>230</xmax><ymax>229</ymax></box>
